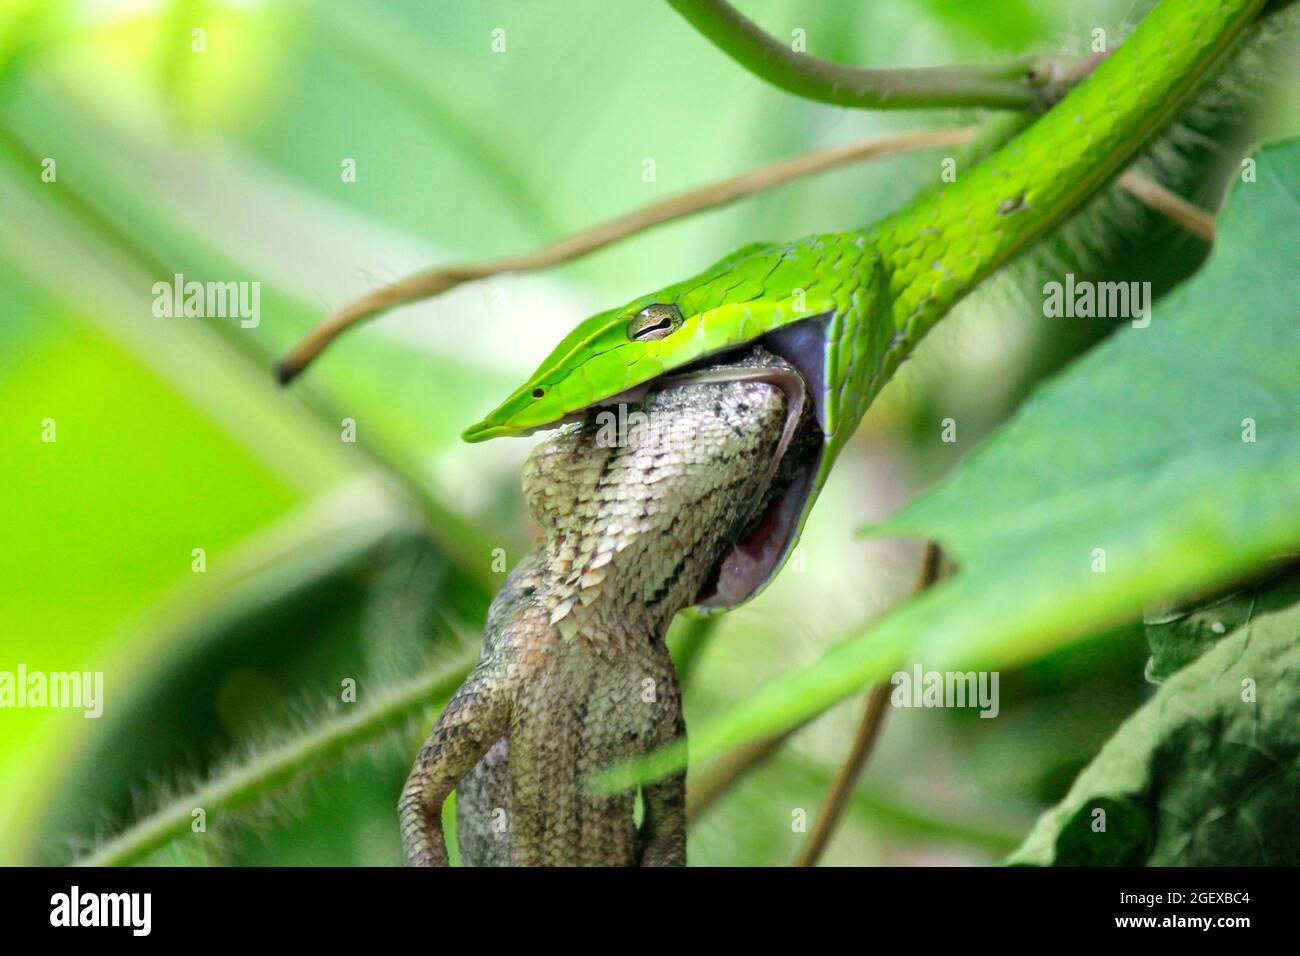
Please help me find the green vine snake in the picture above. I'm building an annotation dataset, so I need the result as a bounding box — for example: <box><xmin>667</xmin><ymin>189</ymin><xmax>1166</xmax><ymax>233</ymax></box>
<box><xmin>463</xmin><ymin>0</ymin><xmax>1266</xmax><ymax>611</ymax></box>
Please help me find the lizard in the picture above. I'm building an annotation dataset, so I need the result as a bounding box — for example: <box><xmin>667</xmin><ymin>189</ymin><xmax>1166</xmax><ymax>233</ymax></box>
<box><xmin>459</xmin><ymin>0</ymin><xmax>1269</xmax><ymax>618</ymax></box>
<box><xmin>399</xmin><ymin>347</ymin><xmax>820</xmax><ymax>866</ymax></box>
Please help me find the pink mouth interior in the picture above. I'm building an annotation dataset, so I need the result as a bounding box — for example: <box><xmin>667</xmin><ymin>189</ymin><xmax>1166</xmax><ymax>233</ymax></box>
<box><xmin>689</xmin><ymin>313</ymin><xmax>831</xmax><ymax>610</ymax></box>
<box><xmin>692</xmin><ymin>456</ymin><xmax>819</xmax><ymax>610</ymax></box>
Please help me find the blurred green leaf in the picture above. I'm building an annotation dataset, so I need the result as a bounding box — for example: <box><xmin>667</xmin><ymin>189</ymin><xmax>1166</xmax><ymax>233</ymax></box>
<box><xmin>1010</xmin><ymin>568</ymin><xmax>1300</xmax><ymax>865</ymax></box>
<box><xmin>306</xmin><ymin>0</ymin><xmax>562</xmax><ymax>239</ymax></box>
<box><xmin>7</xmin><ymin>0</ymin><xmax>1298</xmax><ymax>869</ymax></box>
<box><xmin>912</xmin><ymin>0</ymin><xmax>1051</xmax><ymax>50</ymax></box>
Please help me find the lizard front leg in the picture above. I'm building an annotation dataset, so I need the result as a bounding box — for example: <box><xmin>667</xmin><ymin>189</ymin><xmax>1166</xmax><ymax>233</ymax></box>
<box><xmin>456</xmin><ymin>734</ymin><xmax>513</xmax><ymax>866</ymax></box>
<box><xmin>399</xmin><ymin>665</ymin><xmax>510</xmax><ymax>866</ymax></box>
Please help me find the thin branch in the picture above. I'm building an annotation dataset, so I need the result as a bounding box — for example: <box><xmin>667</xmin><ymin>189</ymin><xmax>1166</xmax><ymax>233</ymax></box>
<box><xmin>1117</xmin><ymin>169</ymin><xmax>1216</xmax><ymax>242</ymax></box>
<box><xmin>77</xmin><ymin>654</ymin><xmax>475</xmax><ymax>867</ymax></box>
<box><xmin>792</xmin><ymin>542</ymin><xmax>945</xmax><ymax>866</ymax></box>
<box><xmin>274</xmin><ymin>127</ymin><xmax>977</xmax><ymax>383</ymax></box>
<box><xmin>664</xmin><ymin>0</ymin><xmax>1088</xmax><ymax>111</ymax></box>
<box><xmin>791</xmin><ymin>684</ymin><xmax>892</xmax><ymax>866</ymax></box>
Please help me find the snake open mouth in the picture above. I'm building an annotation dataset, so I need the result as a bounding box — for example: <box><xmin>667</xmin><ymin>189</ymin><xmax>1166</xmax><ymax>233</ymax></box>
<box><xmin>692</xmin><ymin>447</ymin><xmax>820</xmax><ymax>610</ymax></box>
<box><xmin>655</xmin><ymin>314</ymin><xmax>833</xmax><ymax>611</ymax></box>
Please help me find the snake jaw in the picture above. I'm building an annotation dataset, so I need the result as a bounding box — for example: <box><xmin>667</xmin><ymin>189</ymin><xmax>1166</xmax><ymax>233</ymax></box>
<box><xmin>477</xmin><ymin>382</ymin><xmax>658</xmax><ymax>439</ymax></box>
<box><xmin>653</xmin><ymin>329</ymin><xmax>830</xmax><ymax>613</ymax></box>
<box><xmin>696</xmin><ymin>459</ymin><xmax>819</xmax><ymax>611</ymax></box>
<box><xmin>684</xmin><ymin>315</ymin><xmax>832</xmax><ymax>611</ymax></box>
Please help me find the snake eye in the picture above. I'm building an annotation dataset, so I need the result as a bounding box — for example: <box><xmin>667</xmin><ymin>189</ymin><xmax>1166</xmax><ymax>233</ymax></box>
<box><xmin>627</xmin><ymin>303</ymin><xmax>683</xmax><ymax>342</ymax></box>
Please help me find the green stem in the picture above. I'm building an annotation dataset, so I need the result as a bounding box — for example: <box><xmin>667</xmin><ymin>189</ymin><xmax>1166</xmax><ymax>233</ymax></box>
<box><xmin>669</xmin><ymin>614</ymin><xmax>720</xmax><ymax>687</ymax></box>
<box><xmin>77</xmin><ymin>655</ymin><xmax>475</xmax><ymax>867</ymax></box>
<box><xmin>664</xmin><ymin>0</ymin><xmax>1081</xmax><ymax>110</ymax></box>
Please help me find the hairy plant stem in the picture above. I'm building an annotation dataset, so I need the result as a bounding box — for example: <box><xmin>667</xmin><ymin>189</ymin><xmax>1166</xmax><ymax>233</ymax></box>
<box><xmin>77</xmin><ymin>655</ymin><xmax>475</xmax><ymax>867</ymax></box>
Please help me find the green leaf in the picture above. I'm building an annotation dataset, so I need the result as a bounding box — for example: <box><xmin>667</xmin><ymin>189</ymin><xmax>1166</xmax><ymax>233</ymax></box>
<box><xmin>1009</xmin><ymin>569</ymin><xmax>1300</xmax><ymax>866</ymax></box>
<box><xmin>618</xmin><ymin>136</ymin><xmax>1300</xmax><ymax>781</ymax></box>
<box><xmin>1144</xmin><ymin>590</ymin><xmax>1257</xmax><ymax>684</ymax></box>
<box><xmin>1142</xmin><ymin>559</ymin><xmax>1299</xmax><ymax>683</ymax></box>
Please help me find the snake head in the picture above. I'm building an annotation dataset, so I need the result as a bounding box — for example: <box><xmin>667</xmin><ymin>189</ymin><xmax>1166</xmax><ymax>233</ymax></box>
<box><xmin>462</xmin><ymin>241</ymin><xmax>839</xmax><ymax>442</ymax></box>
<box><xmin>461</xmin><ymin>300</ymin><xmax>679</xmax><ymax>442</ymax></box>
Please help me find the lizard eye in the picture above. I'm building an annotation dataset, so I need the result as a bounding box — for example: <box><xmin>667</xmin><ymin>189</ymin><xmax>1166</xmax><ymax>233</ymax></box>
<box><xmin>627</xmin><ymin>303</ymin><xmax>683</xmax><ymax>342</ymax></box>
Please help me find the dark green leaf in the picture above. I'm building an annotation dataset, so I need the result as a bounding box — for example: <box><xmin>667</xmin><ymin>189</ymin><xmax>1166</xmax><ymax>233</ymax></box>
<box><xmin>1011</xmin><ymin>569</ymin><xmax>1300</xmax><ymax>865</ymax></box>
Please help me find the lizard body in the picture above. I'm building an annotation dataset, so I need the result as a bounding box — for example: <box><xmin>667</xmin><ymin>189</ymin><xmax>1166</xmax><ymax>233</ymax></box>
<box><xmin>400</xmin><ymin>348</ymin><xmax>816</xmax><ymax>866</ymax></box>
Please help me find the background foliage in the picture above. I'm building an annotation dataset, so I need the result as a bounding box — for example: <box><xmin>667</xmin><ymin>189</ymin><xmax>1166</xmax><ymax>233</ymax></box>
<box><xmin>1</xmin><ymin>0</ymin><xmax>1296</xmax><ymax>866</ymax></box>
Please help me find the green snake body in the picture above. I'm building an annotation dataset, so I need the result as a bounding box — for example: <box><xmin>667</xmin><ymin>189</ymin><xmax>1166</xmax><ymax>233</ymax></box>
<box><xmin>465</xmin><ymin>0</ymin><xmax>1265</xmax><ymax>608</ymax></box>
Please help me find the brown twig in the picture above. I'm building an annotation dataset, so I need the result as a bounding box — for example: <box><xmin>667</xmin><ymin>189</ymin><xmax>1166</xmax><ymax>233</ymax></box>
<box><xmin>790</xmin><ymin>684</ymin><xmax>892</xmax><ymax>866</ymax></box>
<box><xmin>792</xmin><ymin>541</ymin><xmax>945</xmax><ymax>867</ymax></box>
<box><xmin>274</xmin><ymin>128</ymin><xmax>978</xmax><ymax>383</ymax></box>
<box><xmin>1117</xmin><ymin>169</ymin><xmax>1216</xmax><ymax>242</ymax></box>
